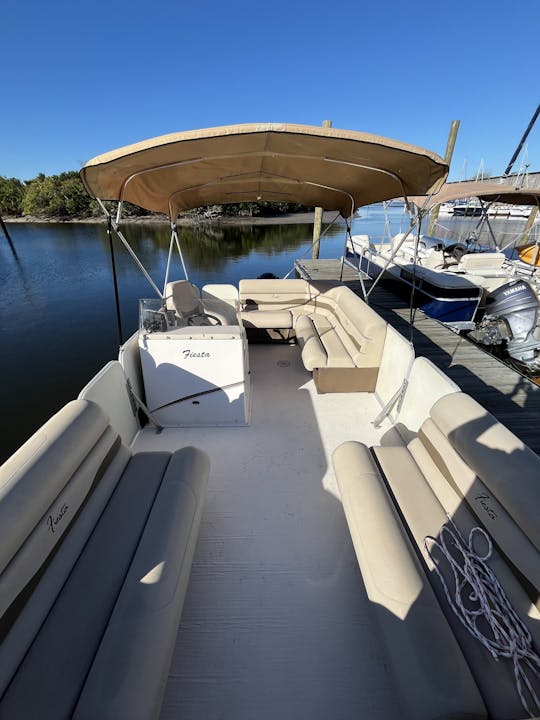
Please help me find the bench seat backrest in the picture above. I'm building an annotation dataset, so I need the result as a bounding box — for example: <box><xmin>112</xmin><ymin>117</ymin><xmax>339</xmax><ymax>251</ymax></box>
<box><xmin>0</xmin><ymin>400</ymin><xmax>130</xmax><ymax>694</ymax></box>
<box><xmin>314</xmin><ymin>286</ymin><xmax>387</xmax><ymax>368</ymax></box>
<box><xmin>373</xmin><ymin>325</ymin><xmax>414</xmax><ymax>410</ymax></box>
<box><xmin>457</xmin><ymin>252</ymin><xmax>506</xmax><ymax>271</ymax></box>
<box><xmin>402</xmin><ymin>390</ymin><xmax>540</xmax><ymax>717</ymax></box>
<box><xmin>421</xmin><ymin>392</ymin><xmax>540</xmax><ymax>597</ymax></box>
<box><xmin>239</xmin><ymin>280</ymin><xmax>388</xmax><ymax>370</ymax></box>
<box><xmin>239</xmin><ymin>278</ymin><xmax>317</xmax><ymax>311</ymax></box>
<box><xmin>392</xmin><ymin>357</ymin><xmax>460</xmax><ymax>441</ymax></box>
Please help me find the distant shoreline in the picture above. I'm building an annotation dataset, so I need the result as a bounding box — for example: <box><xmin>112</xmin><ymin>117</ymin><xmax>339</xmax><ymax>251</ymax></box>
<box><xmin>4</xmin><ymin>211</ymin><xmax>342</xmax><ymax>227</ymax></box>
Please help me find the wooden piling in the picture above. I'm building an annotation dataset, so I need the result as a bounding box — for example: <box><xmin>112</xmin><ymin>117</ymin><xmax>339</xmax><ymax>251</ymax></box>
<box><xmin>312</xmin><ymin>120</ymin><xmax>332</xmax><ymax>259</ymax></box>
<box><xmin>428</xmin><ymin>119</ymin><xmax>460</xmax><ymax>235</ymax></box>
<box><xmin>519</xmin><ymin>206</ymin><xmax>539</xmax><ymax>246</ymax></box>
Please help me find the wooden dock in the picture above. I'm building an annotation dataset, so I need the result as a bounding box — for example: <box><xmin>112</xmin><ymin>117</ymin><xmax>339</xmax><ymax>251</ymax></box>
<box><xmin>295</xmin><ymin>259</ymin><xmax>540</xmax><ymax>454</ymax></box>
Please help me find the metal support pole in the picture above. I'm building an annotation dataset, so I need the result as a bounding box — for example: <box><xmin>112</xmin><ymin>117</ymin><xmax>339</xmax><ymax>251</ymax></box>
<box><xmin>285</xmin><ymin>211</ymin><xmax>342</xmax><ymax>279</ymax></box>
<box><xmin>340</xmin><ymin>218</ymin><xmax>354</xmax><ymax>282</ymax></box>
<box><xmin>365</xmin><ymin>219</ymin><xmax>418</xmax><ymax>301</ymax></box>
<box><xmin>497</xmin><ymin>206</ymin><xmax>539</xmax><ymax>258</ymax></box>
<box><xmin>429</xmin><ymin>119</ymin><xmax>460</xmax><ymax>235</ymax></box>
<box><xmin>163</xmin><ymin>227</ymin><xmax>176</xmax><ymax>295</ymax></box>
<box><xmin>107</xmin><ymin>216</ymin><xmax>124</xmax><ymax>347</ymax></box>
<box><xmin>503</xmin><ymin>104</ymin><xmax>540</xmax><ymax>178</ymax></box>
<box><xmin>172</xmin><ymin>225</ymin><xmax>189</xmax><ymax>281</ymax></box>
<box><xmin>364</xmin><ymin>195</ymin><xmax>430</xmax><ymax>304</ymax></box>
<box><xmin>312</xmin><ymin>119</ymin><xmax>332</xmax><ymax>259</ymax></box>
<box><xmin>373</xmin><ymin>346</ymin><xmax>415</xmax><ymax>427</ymax></box>
<box><xmin>0</xmin><ymin>214</ymin><xmax>17</xmax><ymax>255</ymax></box>
<box><xmin>474</xmin><ymin>106</ymin><xmax>540</xmax><ymax>228</ymax></box>
<box><xmin>477</xmin><ymin>199</ymin><xmax>499</xmax><ymax>248</ymax></box>
<box><xmin>96</xmin><ymin>198</ymin><xmax>163</xmax><ymax>298</ymax></box>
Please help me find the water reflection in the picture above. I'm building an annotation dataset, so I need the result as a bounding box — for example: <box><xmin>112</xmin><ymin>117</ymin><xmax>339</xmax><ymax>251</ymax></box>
<box><xmin>0</xmin><ymin>208</ymin><xmax>533</xmax><ymax>464</ymax></box>
<box><xmin>118</xmin><ymin>222</ymin><xmax>321</xmax><ymax>272</ymax></box>
<box><xmin>0</xmin><ymin>219</ymin><xmax>346</xmax><ymax>463</ymax></box>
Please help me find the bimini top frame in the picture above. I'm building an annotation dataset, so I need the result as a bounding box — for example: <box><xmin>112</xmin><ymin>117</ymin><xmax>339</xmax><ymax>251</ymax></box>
<box><xmin>408</xmin><ymin>180</ymin><xmax>540</xmax><ymax>211</ymax></box>
<box><xmin>81</xmin><ymin>123</ymin><xmax>448</xmax><ymax>220</ymax></box>
<box><xmin>409</xmin><ymin>180</ymin><xmax>540</xmax><ymax>252</ymax></box>
<box><xmin>81</xmin><ymin>123</ymin><xmax>448</xmax><ymax>303</ymax></box>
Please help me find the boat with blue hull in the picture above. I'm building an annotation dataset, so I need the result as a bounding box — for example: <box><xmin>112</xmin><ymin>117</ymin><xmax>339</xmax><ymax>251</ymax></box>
<box><xmin>345</xmin><ymin>181</ymin><xmax>540</xmax><ymax>372</ymax></box>
<box><xmin>350</xmin><ymin>242</ymin><xmax>483</xmax><ymax>322</ymax></box>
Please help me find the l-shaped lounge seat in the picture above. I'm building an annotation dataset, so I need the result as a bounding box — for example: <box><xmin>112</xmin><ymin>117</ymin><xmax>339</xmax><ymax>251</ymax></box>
<box><xmin>0</xmin><ymin>385</ymin><xmax>209</xmax><ymax>719</ymax></box>
<box><xmin>239</xmin><ymin>279</ymin><xmax>388</xmax><ymax>392</ymax></box>
<box><xmin>333</xmin><ymin>356</ymin><xmax>540</xmax><ymax>719</ymax></box>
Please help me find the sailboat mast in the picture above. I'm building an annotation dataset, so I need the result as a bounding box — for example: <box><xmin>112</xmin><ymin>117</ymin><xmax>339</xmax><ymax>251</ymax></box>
<box><xmin>503</xmin><ymin>103</ymin><xmax>540</xmax><ymax>178</ymax></box>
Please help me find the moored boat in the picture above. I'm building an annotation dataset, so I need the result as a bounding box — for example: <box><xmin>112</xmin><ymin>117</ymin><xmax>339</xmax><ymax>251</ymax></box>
<box><xmin>2</xmin><ymin>124</ymin><xmax>540</xmax><ymax>720</ymax></box>
<box><xmin>346</xmin><ymin>181</ymin><xmax>540</xmax><ymax>373</ymax></box>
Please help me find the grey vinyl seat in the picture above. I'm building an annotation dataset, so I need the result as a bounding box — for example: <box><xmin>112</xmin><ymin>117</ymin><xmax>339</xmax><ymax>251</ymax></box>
<box><xmin>165</xmin><ymin>280</ymin><xmax>229</xmax><ymax>326</ymax></box>
<box><xmin>0</xmin><ymin>396</ymin><xmax>209</xmax><ymax>720</ymax></box>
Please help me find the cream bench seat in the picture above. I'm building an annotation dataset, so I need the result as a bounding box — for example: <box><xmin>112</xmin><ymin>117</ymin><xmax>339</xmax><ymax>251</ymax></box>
<box><xmin>239</xmin><ymin>279</ymin><xmax>387</xmax><ymax>392</ymax></box>
<box><xmin>333</xmin><ymin>360</ymin><xmax>540</xmax><ymax>720</ymax></box>
<box><xmin>239</xmin><ymin>278</ymin><xmax>312</xmax><ymax>331</ymax></box>
<box><xmin>0</xmin><ymin>398</ymin><xmax>209</xmax><ymax>720</ymax></box>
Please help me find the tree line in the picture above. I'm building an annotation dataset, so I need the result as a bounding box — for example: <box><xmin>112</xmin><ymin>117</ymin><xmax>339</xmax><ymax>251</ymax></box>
<box><xmin>0</xmin><ymin>172</ymin><xmax>310</xmax><ymax>220</ymax></box>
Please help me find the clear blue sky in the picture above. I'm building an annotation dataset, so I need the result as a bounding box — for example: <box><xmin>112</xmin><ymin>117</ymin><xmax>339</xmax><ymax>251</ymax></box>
<box><xmin>2</xmin><ymin>0</ymin><xmax>539</xmax><ymax>183</ymax></box>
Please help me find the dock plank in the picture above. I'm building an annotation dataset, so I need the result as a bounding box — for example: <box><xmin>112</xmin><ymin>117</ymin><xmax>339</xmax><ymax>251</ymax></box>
<box><xmin>296</xmin><ymin>259</ymin><xmax>540</xmax><ymax>454</ymax></box>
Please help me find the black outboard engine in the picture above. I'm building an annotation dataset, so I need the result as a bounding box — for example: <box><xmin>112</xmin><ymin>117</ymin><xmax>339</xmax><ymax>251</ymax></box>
<box><xmin>469</xmin><ymin>280</ymin><xmax>540</xmax><ymax>372</ymax></box>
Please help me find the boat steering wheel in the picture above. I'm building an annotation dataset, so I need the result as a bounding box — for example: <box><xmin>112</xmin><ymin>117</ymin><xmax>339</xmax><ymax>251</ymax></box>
<box><xmin>187</xmin><ymin>313</ymin><xmax>222</xmax><ymax>326</ymax></box>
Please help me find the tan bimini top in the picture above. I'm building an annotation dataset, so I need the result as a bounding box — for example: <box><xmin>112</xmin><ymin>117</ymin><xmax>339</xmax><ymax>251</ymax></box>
<box><xmin>409</xmin><ymin>180</ymin><xmax>540</xmax><ymax>210</ymax></box>
<box><xmin>80</xmin><ymin>123</ymin><xmax>448</xmax><ymax>219</ymax></box>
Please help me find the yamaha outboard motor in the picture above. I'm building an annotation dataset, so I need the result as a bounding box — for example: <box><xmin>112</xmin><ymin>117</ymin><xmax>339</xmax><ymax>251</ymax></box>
<box><xmin>469</xmin><ymin>280</ymin><xmax>540</xmax><ymax>372</ymax></box>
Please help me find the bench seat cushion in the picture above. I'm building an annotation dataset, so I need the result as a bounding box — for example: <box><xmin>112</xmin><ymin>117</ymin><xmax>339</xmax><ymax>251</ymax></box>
<box><xmin>0</xmin><ymin>399</ymin><xmax>131</xmax><ymax>694</ymax></box>
<box><xmin>1</xmin><ymin>446</ymin><xmax>209</xmax><ymax>720</ymax></box>
<box><xmin>240</xmin><ymin>309</ymin><xmax>293</xmax><ymax>329</ymax></box>
<box><xmin>238</xmin><ymin>278</ymin><xmax>315</xmax><ymax>309</ymax></box>
<box><xmin>317</xmin><ymin>286</ymin><xmax>387</xmax><ymax>368</ymax></box>
<box><xmin>311</xmin><ymin>314</ymin><xmax>355</xmax><ymax>368</ymax></box>
<box><xmin>389</xmin><ymin>438</ymin><xmax>540</xmax><ymax>720</ymax></box>
<box><xmin>294</xmin><ymin>314</ymin><xmax>327</xmax><ymax>370</ymax></box>
<box><xmin>0</xmin><ymin>442</ymin><xmax>131</xmax><ymax>701</ymax></box>
<box><xmin>0</xmin><ymin>400</ymin><xmax>111</xmax><ymax>580</ymax></box>
<box><xmin>74</xmin><ymin>446</ymin><xmax>209</xmax><ymax>720</ymax></box>
<box><xmin>0</xmin><ymin>451</ymin><xmax>172</xmax><ymax>719</ymax></box>
<box><xmin>333</xmin><ymin>441</ymin><xmax>486</xmax><ymax>720</ymax></box>
<box><xmin>375</xmin><ymin>440</ymin><xmax>540</xmax><ymax>719</ymax></box>
<box><xmin>430</xmin><ymin>392</ymin><xmax>540</xmax><ymax>553</ymax></box>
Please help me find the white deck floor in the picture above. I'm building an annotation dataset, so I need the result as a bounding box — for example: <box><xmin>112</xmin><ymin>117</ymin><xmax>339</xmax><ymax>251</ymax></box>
<box><xmin>134</xmin><ymin>343</ymin><xmax>400</xmax><ymax>719</ymax></box>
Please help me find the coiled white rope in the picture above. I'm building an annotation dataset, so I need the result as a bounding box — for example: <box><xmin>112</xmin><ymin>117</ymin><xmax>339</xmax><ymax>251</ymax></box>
<box><xmin>424</xmin><ymin>517</ymin><xmax>540</xmax><ymax>718</ymax></box>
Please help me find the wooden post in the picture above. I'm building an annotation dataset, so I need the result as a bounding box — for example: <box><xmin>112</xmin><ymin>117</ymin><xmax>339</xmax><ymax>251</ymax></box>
<box><xmin>0</xmin><ymin>213</ymin><xmax>17</xmax><ymax>255</ymax></box>
<box><xmin>428</xmin><ymin>119</ymin><xmax>460</xmax><ymax>235</ymax></box>
<box><xmin>312</xmin><ymin>119</ymin><xmax>332</xmax><ymax>258</ymax></box>
<box><xmin>519</xmin><ymin>206</ymin><xmax>539</xmax><ymax>247</ymax></box>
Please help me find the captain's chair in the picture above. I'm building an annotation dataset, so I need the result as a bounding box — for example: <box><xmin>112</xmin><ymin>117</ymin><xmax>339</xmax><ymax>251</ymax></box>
<box><xmin>165</xmin><ymin>280</ymin><xmax>229</xmax><ymax>326</ymax></box>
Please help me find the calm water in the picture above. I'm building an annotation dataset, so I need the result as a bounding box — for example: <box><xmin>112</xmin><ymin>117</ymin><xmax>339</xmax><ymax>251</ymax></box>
<box><xmin>0</xmin><ymin>207</ymin><xmax>532</xmax><ymax>463</ymax></box>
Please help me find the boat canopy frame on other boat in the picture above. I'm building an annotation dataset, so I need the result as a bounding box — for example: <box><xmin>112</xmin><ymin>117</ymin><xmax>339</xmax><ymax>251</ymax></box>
<box><xmin>345</xmin><ymin>180</ymin><xmax>540</xmax><ymax>373</ymax></box>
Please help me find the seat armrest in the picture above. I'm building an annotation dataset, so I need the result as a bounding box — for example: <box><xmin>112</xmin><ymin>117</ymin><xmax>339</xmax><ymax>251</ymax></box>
<box><xmin>333</xmin><ymin>441</ymin><xmax>486</xmax><ymax>720</ymax></box>
<box><xmin>74</xmin><ymin>447</ymin><xmax>210</xmax><ymax>720</ymax></box>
